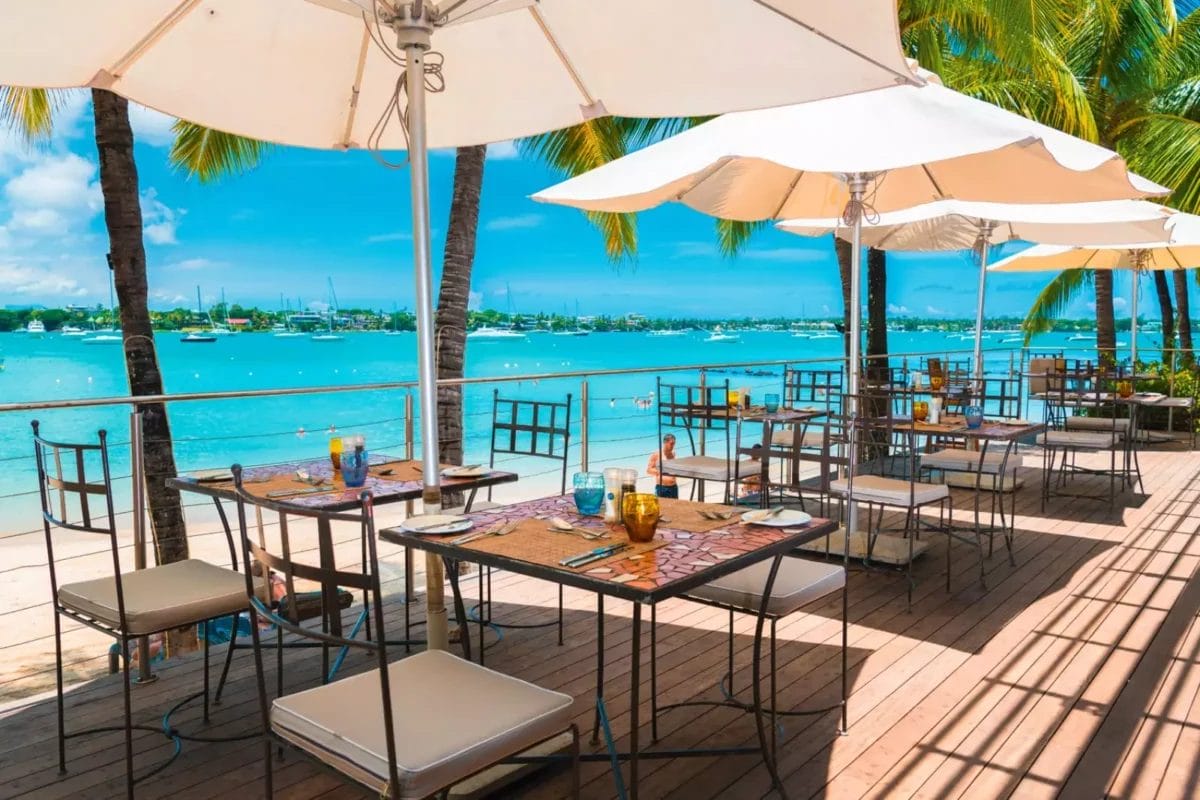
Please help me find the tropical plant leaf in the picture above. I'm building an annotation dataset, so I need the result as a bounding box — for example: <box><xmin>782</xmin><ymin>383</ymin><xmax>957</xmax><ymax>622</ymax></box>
<box><xmin>0</xmin><ymin>86</ymin><xmax>57</xmax><ymax>141</ymax></box>
<box><xmin>715</xmin><ymin>219</ymin><xmax>770</xmax><ymax>258</ymax></box>
<box><xmin>1022</xmin><ymin>268</ymin><xmax>1094</xmax><ymax>344</ymax></box>
<box><xmin>169</xmin><ymin>121</ymin><xmax>271</xmax><ymax>183</ymax></box>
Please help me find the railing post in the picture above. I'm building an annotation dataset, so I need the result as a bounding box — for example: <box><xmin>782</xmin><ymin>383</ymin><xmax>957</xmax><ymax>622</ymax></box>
<box><xmin>698</xmin><ymin>369</ymin><xmax>707</xmax><ymax>457</ymax></box>
<box><xmin>404</xmin><ymin>392</ymin><xmax>415</xmax><ymax>517</ymax></box>
<box><xmin>129</xmin><ymin>410</ymin><xmax>155</xmax><ymax>684</ymax></box>
<box><xmin>580</xmin><ymin>378</ymin><xmax>589</xmax><ymax>472</ymax></box>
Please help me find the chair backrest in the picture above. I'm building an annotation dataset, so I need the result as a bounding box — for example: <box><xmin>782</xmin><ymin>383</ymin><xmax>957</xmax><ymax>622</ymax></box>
<box><xmin>230</xmin><ymin>467</ymin><xmax>402</xmax><ymax>790</ymax></box>
<box><xmin>657</xmin><ymin>377</ymin><xmax>732</xmax><ymax>459</ymax></box>
<box><xmin>32</xmin><ymin>422</ymin><xmax>125</xmax><ymax>621</ymax></box>
<box><xmin>1028</xmin><ymin>356</ymin><xmax>1066</xmax><ymax>396</ymax></box>
<box><xmin>969</xmin><ymin>377</ymin><xmax>1022</xmax><ymax>419</ymax></box>
<box><xmin>489</xmin><ymin>390</ymin><xmax>573</xmax><ymax>494</ymax></box>
<box><xmin>782</xmin><ymin>367</ymin><xmax>843</xmax><ymax>414</ymax></box>
<box><xmin>840</xmin><ymin>390</ymin><xmax>921</xmax><ymax>493</ymax></box>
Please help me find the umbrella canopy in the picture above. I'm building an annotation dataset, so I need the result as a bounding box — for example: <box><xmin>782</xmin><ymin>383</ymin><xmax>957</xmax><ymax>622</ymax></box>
<box><xmin>988</xmin><ymin>212</ymin><xmax>1200</xmax><ymax>363</ymax></box>
<box><xmin>778</xmin><ymin>199</ymin><xmax>1175</xmax><ymax>375</ymax></box>
<box><xmin>0</xmin><ymin>0</ymin><xmax>918</xmax><ymax>656</ymax></box>
<box><xmin>531</xmin><ymin>71</ymin><xmax>1167</xmax><ymax>218</ymax></box>
<box><xmin>0</xmin><ymin>0</ymin><xmax>917</xmax><ymax>148</ymax></box>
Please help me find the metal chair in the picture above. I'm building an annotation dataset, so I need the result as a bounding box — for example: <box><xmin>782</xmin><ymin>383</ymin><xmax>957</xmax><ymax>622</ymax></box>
<box><xmin>1039</xmin><ymin>379</ymin><xmax>1140</xmax><ymax>510</ymax></box>
<box><xmin>657</xmin><ymin>377</ymin><xmax>757</xmax><ymax>503</ymax></box>
<box><xmin>34</xmin><ymin>422</ymin><xmax>248</xmax><ymax>799</ymax></box>
<box><xmin>771</xmin><ymin>367</ymin><xmax>843</xmax><ymax>453</ymax></box>
<box><xmin>466</xmin><ymin>390</ymin><xmax>573</xmax><ymax>654</ymax></box>
<box><xmin>231</xmin><ymin>468</ymin><xmax>580</xmax><ymax>799</ymax></box>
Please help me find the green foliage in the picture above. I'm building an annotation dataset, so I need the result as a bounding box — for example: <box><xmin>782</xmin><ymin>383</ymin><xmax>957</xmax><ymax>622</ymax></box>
<box><xmin>169</xmin><ymin>121</ymin><xmax>271</xmax><ymax>183</ymax></box>
<box><xmin>1021</xmin><ymin>268</ymin><xmax>1094</xmax><ymax>343</ymax></box>
<box><xmin>0</xmin><ymin>86</ymin><xmax>56</xmax><ymax>141</ymax></box>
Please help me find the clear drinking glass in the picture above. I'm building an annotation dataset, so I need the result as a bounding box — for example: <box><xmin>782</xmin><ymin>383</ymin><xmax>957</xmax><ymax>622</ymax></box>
<box><xmin>763</xmin><ymin>393</ymin><xmax>780</xmax><ymax>413</ymax></box>
<box><xmin>573</xmin><ymin>471</ymin><xmax>605</xmax><ymax>515</ymax></box>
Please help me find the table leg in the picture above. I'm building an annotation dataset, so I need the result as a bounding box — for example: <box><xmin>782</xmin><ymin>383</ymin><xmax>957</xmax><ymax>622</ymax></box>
<box><xmin>443</xmin><ymin>557</ymin><xmax>472</xmax><ymax>662</ymax></box>
<box><xmin>752</xmin><ymin>555</ymin><xmax>789</xmax><ymax>799</ymax></box>
<box><xmin>591</xmin><ymin>595</ymin><xmax>605</xmax><ymax>745</ymax></box>
<box><xmin>629</xmin><ymin>602</ymin><xmax>642</xmax><ymax>800</ymax></box>
<box><xmin>316</xmin><ymin>516</ymin><xmax>339</xmax><ymax>683</ymax></box>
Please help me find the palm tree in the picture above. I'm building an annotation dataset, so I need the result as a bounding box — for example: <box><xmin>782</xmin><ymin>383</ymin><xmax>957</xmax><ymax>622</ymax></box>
<box><xmin>2</xmin><ymin>88</ymin><xmax>266</xmax><ymax>575</ymax></box>
<box><xmin>1017</xmin><ymin>2</ymin><xmax>1200</xmax><ymax>357</ymax></box>
<box><xmin>1154</xmin><ymin>269</ymin><xmax>1177</xmax><ymax>361</ymax></box>
<box><xmin>1175</xmin><ymin>269</ymin><xmax>1193</xmax><ymax>365</ymax></box>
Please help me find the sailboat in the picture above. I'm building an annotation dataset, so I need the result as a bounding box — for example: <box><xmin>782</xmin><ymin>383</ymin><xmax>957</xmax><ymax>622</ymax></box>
<box><xmin>82</xmin><ymin>272</ymin><xmax>123</xmax><ymax>345</ymax></box>
<box><xmin>384</xmin><ymin>304</ymin><xmax>406</xmax><ymax>336</ymax></box>
<box><xmin>311</xmin><ymin>278</ymin><xmax>344</xmax><ymax>342</ymax></box>
<box><xmin>273</xmin><ymin>294</ymin><xmax>306</xmax><ymax>337</ymax></box>
<box><xmin>181</xmin><ymin>287</ymin><xmax>218</xmax><ymax>343</ymax></box>
<box><xmin>208</xmin><ymin>288</ymin><xmax>237</xmax><ymax>336</ymax></box>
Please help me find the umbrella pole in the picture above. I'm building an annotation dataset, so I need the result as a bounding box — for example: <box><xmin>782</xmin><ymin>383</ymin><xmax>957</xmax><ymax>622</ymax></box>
<box><xmin>399</xmin><ymin>7</ymin><xmax>448</xmax><ymax>651</ymax></box>
<box><xmin>1131</xmin><ymin>266</ymin><xmax>1140</xmax><ymax>366</ymax></box>
<box><xmin>972</xmin><ymin>223</ymin><xmax>995</xmax><ymax>383</ymax></box>
<box><xmin>845</xmin><ymin>174</ymin><xmax>868</xmax><ymax>537</ymax></box>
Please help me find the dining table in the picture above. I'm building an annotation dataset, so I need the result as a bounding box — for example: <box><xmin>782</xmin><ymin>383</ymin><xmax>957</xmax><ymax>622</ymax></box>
<box><xmin>381</xmin><ymin>495</ymin><xmax>837</xmax><ymax>800</ymax></box>
<box><xmin>169</xmin><ymin>456</ymin><xmax>518</xmax><ymax>673</ymax></box>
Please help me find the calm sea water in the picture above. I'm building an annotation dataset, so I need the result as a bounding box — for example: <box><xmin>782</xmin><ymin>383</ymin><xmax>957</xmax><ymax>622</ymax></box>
<box><xmin>0</xmin><ymin>328</ymin><xmax>1138</xmax><ymax>525</ymax></box>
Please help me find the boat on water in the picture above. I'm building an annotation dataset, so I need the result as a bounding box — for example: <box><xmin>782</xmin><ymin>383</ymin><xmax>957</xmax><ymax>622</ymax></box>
<box><xmin>82</xmin><ymin>332</ymin><xmax>123</xmax><ymax>345</ymax></box>
<box><xmin>1001</xmin><ymin>336</ymin><xmax>1024</xmax><ymax>344</ymax></box>
<box><xmin>468</xmin><ymin>326</ymin><xmax>526</xmax><ymax>340</ymax></box>
<box><xmin>649</xmin><ymin>329</ymin><xmax>688</xmax><ymax>337</ymax></box>
<box><xmin>312</xmin><ymin>278</ymin><xmax>345</xmax><ymax>342</ymax></box>
<box><xmin>790</xmin><ymin>331</ymin><xmax>810</xmax><ymax>339</ymax></box>
<box><xmin>60</xmin><ymin>325</ymin><xmax>88</xmax><ymax>337</ymax></box>
<box><xmin>704</xmin><ymin>326</ymin><xmax>740</xmax><ymax>343</ymax></box>
<box><xmin>25</xmin><ymin>320</ymin><xmax>45</xmax><ymax>338</ymax></box>
<box><xmin>1067</xmin><ymin>333</ymin><xmax>1094</xmax><ymax>342</ymax></box>
<box><xmin>553</xmin><ymin>329</ymin><xmax>590</xmax><ymax>337</ymax></box>
<box><xmin>807</xmin><ymin>332</ymin><xmax>838</xmax><ymax>340</ymax></box>
<box><xmin>180</xmin><ymin>332</ymin><xmax>217</xmax><ymax>343</ymax></box>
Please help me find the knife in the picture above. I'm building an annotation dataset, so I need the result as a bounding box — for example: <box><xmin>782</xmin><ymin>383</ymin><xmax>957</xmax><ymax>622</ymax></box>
<box><xmin>561</xmin><ymin>543</ymin><xmax>628</xmax><ymax>568</ymax></box>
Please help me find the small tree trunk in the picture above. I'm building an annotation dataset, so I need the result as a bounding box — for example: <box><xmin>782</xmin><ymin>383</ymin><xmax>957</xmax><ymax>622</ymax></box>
<box><xmin>1094</xmin><ymin>270</ymin><xmax>1116</xmax><ymax>366</ymax></box>
<box><xmin>435</xmin><ymin>144</ymin><xmax>487</xmax><ymax>506</ymax></box>
<box><xmin>1154</xmin><ymin>270</ymin><xmax>1175</xmax><ymax>365</ymax></box>
<box><xmin>1174</xmin><ymin>269</ymin><xmax>1192</xmax><ymax>367</ymax></box>
<box><xmin>866</xmin><ymin>247</ymin><xmax>888</xmax><ymax>380</ymax></box>
<box><xmin>835</xmin><ymin>237</ymin><xmax>853</xmax><ymax>364</ymax></box>
<box><xmin>92</xmin><ymin>89</ymin><xmax>194</xmax><ymax>653</ymax></box>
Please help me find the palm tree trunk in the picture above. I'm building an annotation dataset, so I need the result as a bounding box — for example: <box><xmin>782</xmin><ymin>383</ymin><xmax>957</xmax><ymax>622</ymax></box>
<box><xmin>866</xmin><ymin>247</ymin><xmax>888</xmax><ymax>380</ymax></box>
<box><xmin>1154</xmin><ymin>270</ymin><xmax>1176</xmax><ymax>365</ymax></box>
<box><xmin>835</xmin><ymin>237</ymin><xmax>853</xmax><ymax>362</ymax></box>
<box><xmin>435</xmin><ymin>145</ymin><xmax>487</xmax><ymax>494</ymax></box>
<box><xmin>91</xmin><ymin>90</ymin><xmax>187</xmax><ymax>566</ymax></box>
<box><xmin>1094</xmin><ymin>270</ymin><xmax>1116</xmax><ymax>365</ymax></box>
<box><xmin>92</xmin><ymin>89</ymin><xmax>194</xmax><ymax>655</ymax></box>
<box><xmin>1174</xmin><ymin>269</ymin><xmax>1192</xmax><ymax>367</ymax></box>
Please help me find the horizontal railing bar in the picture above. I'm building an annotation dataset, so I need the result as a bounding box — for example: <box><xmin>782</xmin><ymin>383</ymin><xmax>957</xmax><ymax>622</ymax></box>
<box><xmin>0</xmin><ymin>345</ymin><xmax>1003</xmax><ymax>415</ymax></box>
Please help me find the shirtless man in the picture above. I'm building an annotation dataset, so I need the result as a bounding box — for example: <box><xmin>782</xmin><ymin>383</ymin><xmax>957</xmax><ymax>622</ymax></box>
<box><xmin>646</xmin><ymin>433</ymin><xmax>679</xmax><ymax>498</ymax></box>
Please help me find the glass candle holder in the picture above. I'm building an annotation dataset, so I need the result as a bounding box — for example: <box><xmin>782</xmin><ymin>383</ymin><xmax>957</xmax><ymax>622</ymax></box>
<box><xmin>965</xmin><ymin>405</ymin><xmax>984</xmax><ymax>429</ymax></box>
<box><xmin>1116</xmin><ymin>380</ymin><xmax>1134</xmax><ymax>398</ymax></box>
<box><xmin>621</xmin><ymin>493</ymin><xmax>660</xmax><ymax>543</ymax></box>
<box><xmin>573</xmin><ymin>471</ymin><xmax>605</xmax><ymax>515</ymax></box>
<box><xmin>763</xmin><ymin>393</ymin><xmax>780</xmax><ymax>413</ymax></box>
<box><xmin>341</xmin><ymin>448</ymin><xmax>370</xmax><ymax>487</ymax></box>
<box><xmin>913</xmin><ymin>401</ymin><xmax>929</xmax><ymax>422</ymax></box>
<box><xmin>728</xmin><ymin>389</ymin><xmax>740</xmax><ymax>409</ymax></box>
<box><xmin>930</xmin><ymin>375</ymin><xmax>945</xmax><ymax>391</ymax></box>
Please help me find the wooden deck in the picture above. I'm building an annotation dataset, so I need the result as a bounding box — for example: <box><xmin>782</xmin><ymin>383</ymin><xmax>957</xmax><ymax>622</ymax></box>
<box><xmin>4</xmin><ymin>447</ymin><xmax>1200</xmax><ymax>799</ymax></box>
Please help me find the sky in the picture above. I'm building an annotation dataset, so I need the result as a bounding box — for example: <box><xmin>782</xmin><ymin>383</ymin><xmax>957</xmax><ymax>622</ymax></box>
<box><xmin>0</xmin><ymin>91</ymin><xmax>1183</xmax><ymax>321</ymax></box>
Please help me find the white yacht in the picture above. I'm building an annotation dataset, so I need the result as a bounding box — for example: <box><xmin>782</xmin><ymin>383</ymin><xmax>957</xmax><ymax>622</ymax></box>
<box><xmin>60</xmin><ymin>324</ymin><xmax>88</xmax><ymax>337</ymax></box>
<box><xmin>467</xmin><ymin>327</ymin><xmax>526</xmax><ymax>340</ymax></box>
<box><xmin>82</xmin><ymin>332</ymin><xmax>123</xmax><ymax>345</ymax></box>
<box><xmin>25</xmin><ymin>320</ymin><xmax>46</xmax><ymax>337</ymax></box>
<box><xmin>552</xmin><ymin>329</ymin><xmax>590</xmax><ymax>337</ymax></box>
<box><xmin>649</xmin><ymin>329</ymin><xmax>688</xmax><ymax>337</ymax></box>
<box><xmin>704</xmin><ymin>326</ymin><xmax>740</xmax><ymax>343</ymax></box>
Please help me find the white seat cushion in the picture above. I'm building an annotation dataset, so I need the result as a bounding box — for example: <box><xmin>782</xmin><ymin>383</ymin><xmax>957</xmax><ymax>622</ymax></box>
<box><xmin>662</xmin><ymin>455</ymin><xmax>758</xmax><ymax>481</ymax></box>
<box><xmin>829</xmin><ymin>475</ymin><xmax>949</xmax><ymax>507</ymax></box>
<box><xmin>920</xmin><ymin>448</ymin><xmax>1021</xmax><ymax>475</ymax></box>
<box><xmin>687</xmin><ymin>557</ymin><xmax>844</xmax><ymax>617</ymax></box>
<box><xmin>58</xmin><ymin>559</ymin><xmax>251</xmax><ymax>636</ymax></box>
<box><xmin>271</xmin><ymin>651</ymin><xmax>574</xmax><ymax>799</ymax></box>
<box><xmin>770</xmin><ymin>428</ymin><xmax>825</xmax><ymax>448</ymax></box>
<box><xmin>1037</xmin><ymin>430</ymin><xmax>1116</xmax><ymax>449</ymax></box>
<box><xmin>1065</xmin><ymin>416</ymin><xmax>1131</xmax><ymax>435</ymax></box>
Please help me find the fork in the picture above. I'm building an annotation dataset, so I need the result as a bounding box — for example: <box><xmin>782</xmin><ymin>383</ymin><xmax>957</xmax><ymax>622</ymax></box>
<box><xmin>547</xmin><ymin>517</ymin><xmax>607</xmax><ymax>540</ymax></box>
<box><xmin>452</xmin><ymin>520</ymin><xmax>519</xmax><ymax>545</ymax></box>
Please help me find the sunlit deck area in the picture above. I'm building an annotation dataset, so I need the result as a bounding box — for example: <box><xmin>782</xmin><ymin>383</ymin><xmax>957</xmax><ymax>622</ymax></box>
<box><xmin>4</xmin><ymin>445</ymin><xmax>1200</xmax><ymax>799</ymax></box>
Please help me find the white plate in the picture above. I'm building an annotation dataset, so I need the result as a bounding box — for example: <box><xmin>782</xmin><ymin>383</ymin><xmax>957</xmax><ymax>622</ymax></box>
<box><xmin>190</xmin><ymin>469</ymin><xmax>233</xmax><ymax>482</ymax></box>
<box><xmin>400</xmin><ymin>514</ymin><xmax>473</xmax><ymax>535</ymax></box>
<box><xmin>741</xmin><ymin>508</ymin><xmax>813</xmax><ymax>527</ymax></box>
<box><xmin>442</xmin><ymin>466</ymin><xmax>488</xmax><ymax>478</ymax></box>
<box><xmin>998</xmin><ymin>418</ymin><xmax>1033</xmax><ymax>426</ymax></box>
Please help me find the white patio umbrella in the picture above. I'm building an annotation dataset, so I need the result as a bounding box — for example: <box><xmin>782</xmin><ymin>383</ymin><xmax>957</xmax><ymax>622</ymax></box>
<box><xmin>779</xmin><ymin>199</ymin><xmax>1174</xmax><ymax>378</ymax></box>
<box><xmin>533</xmin><ymin>68</ymin><xmax>1168</xmax><ymax>534</ymax></box>
<box><xmin>0</xmin><ymin>0</ymin><xmax>918</xmax><ymax>650</ymax></box>
<box><xmin>989</xmin><ymin>213</ymin><xmax>1200</xmax><ymax>364</ymax></box>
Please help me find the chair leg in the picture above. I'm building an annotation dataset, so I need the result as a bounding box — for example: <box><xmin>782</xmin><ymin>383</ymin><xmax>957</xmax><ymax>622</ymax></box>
<box><xmin>262</xmin><ymin>733</ymin><xmax>275</xmax><ymax>797</ymax></box>
<box><xmin>404</xmin><ymin>546</ymin><xmax>413</xmax><ymax>653</ymax></box>
<box><xmin>727</xmin><ymin>607</ymin><xmax>736</xmax><ymax>696</ymax></box>
<box><xmin>650</xmin><ymin>604</ymin><xmax>658</xmax><ymax>743</ymax></box>
<box><xmin>54</xmin><ymin>610</ymin><xmax>66</xmax><ymax>774</ymax></box>
<box><xmin>121</xmin><ymin>637</ymin><xmax>135</xmax><ymax>799</ymax></box>
<box><xmin>215</xmin><ymin>614</ymin><xmax>239</xmax><ymax>704</ymax></box>
<box><xmin>840</xmin><ymin>582</ymin><xmax>849</xmax><ymax>735</ymax></box>
<box><xmin>202</xmin><ymin>620</ymin><xmax>211</xmax><ymax>724</ymax></box>
<box><xmin>558</xmin><ymin>585</ymin><xmax>565</xmax><ymax>647</ymax></box>
<box><xmin>770</xmin><ymin>618</ymin><xmax>778</xmax><ymax>763</ymax></box>
<box><xmin>570</xmin><ymin>724</ymin><xmax>581</xmax><ymax>799</ymax></box>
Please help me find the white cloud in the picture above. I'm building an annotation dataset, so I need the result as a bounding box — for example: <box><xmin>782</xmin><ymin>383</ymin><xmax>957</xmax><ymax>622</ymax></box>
<box><xmin>3</xmin><ymin>152</ymin><xmax>102</xmax><ymax>236</ymax></box>
<box><xmin>128</xmin><ymin>104</ymin><xmax>177</xmax><ymax>147</ymax></box>
<box><xmin>485</xmin><ymin>213</ymin><xmax>543</xmax><ymax>231</ymax></box>
<box><xmin>468</xmin><ymin>290</ymin><xmax>483</xmax><ymax>310</ymax></box>
<box><xmin>0</xmin><ymin>261</ymin><xmax>87</xmax><ymax>297</ymax></box>
<box><xmin>888</xmin><ymin>303</ymin><xmax>910</xmax><ymax>314</ymax></box>
<box><xmin>366</xmin><ymin>231</ymin><xmax>412</xmax><ymax>244</ymax></box>
<box><xmin>926</xmin><ymin>305</ymin><xmax>946</xmax><ymax>315</ymax></box>
<box><xmin>487</xmin><ymin>140</ymin><xmax>520</xmax><ymax>160</ymax></box>
<box><xmin>164</xmin><ymin>257</ymin><xmax>217</xmax><ymax>271</ymax></box>
<box><xmin>1112</xmin><ymin>297</ymin><xmax>1128</xmax><ymax>311</ymax></box>
<box><xmin>141</xmin><ymin>188</ymin><xmax>184</xmax><ymax>245</ymax></box>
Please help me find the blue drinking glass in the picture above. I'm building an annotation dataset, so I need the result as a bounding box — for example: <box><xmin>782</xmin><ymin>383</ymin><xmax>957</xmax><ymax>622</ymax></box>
<box><xmin>573</xmin><ymin>471</ymin><xmax>605</xmax><ymax>515</ymax></box>
<box><xmin>764</xmin><ymin>393</ymin><xmax>781</xmax><ymax>413</ymax></box>
<box><xmin>965</xmin><ymin>405</ymin><xmax>984</xmax><ymax>429</ymax></box>
<box><xmin>342</xmin><ymin>449</ymin><xmax>370</xmax><ymax>487</ymax></box>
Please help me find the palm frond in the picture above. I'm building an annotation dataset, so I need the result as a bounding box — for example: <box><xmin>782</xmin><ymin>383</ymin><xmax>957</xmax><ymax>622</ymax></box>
<box><xmin>169</xmin><ymin>121</ymin><xmax>270</xmax><ymax>183</ymax></box>
<box><xmin>715</xmin><ymin>219</ymin><xmax>770</xmax><ymax>258</ymax></box>
<box><xmin>1119</xmin><ymin>114</ymin><xmax>1200</xmax><ymax>213</ymax></box>
<box><xmin>0</xmin><ymin>86</ymin><xmax>57</xmax><ymax>141</ymax></box>
<box><xmin>1022</xmin><ymin>268</ymin><xmax>1094</xmax><ymax>344</ymax></box>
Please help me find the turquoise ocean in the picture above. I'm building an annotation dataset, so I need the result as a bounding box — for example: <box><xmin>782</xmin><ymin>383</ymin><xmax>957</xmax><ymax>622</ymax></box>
<box><xmin>0</xmin><ymin>329</ymin><xmax>1141</xmax><ymax>528</ymax></box>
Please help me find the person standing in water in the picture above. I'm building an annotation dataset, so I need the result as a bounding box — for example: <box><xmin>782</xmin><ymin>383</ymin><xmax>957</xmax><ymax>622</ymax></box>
<box><xmin>647</xmin><ymin>433</ymin><xmax>679</xmax><ymax>499</ymax></box>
